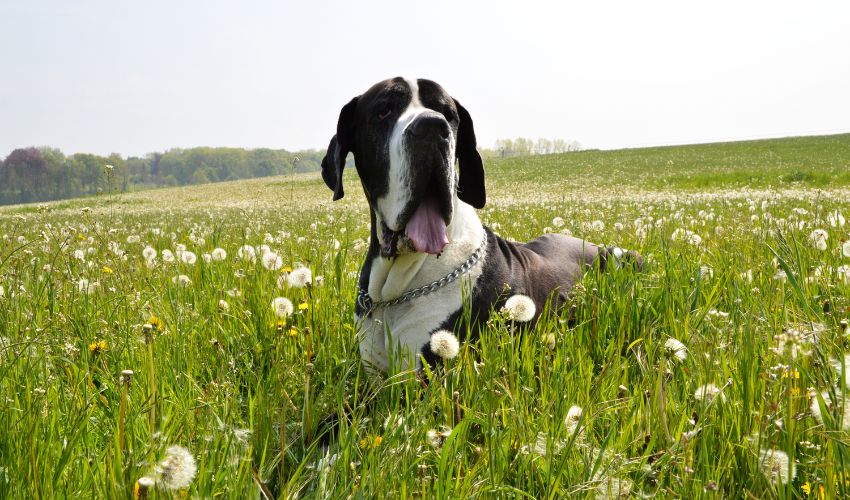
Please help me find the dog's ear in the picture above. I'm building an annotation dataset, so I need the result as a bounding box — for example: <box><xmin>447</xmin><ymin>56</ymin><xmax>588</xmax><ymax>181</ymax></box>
<box><xmin>321</xmin><ymin>97</ymin><xmax>358</xmax><ymax>200</ymax></box>
<box><xmin>453</xmin><ymin>99</ymin><xmax>486</xmax><ymax>208</ymax></box>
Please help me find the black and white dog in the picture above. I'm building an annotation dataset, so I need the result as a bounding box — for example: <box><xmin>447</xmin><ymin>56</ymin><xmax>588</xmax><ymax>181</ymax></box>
<box><xmin>321</xmin><ymin>77</ymin><xmax>639</xmax><ymax>372</ymax></box>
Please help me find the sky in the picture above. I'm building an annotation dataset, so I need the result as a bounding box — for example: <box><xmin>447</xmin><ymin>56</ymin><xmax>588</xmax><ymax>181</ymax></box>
<box><xmin>1</xmin><ymin>0</ymin><xmax>848</xmax><ymax>158</ymax></box>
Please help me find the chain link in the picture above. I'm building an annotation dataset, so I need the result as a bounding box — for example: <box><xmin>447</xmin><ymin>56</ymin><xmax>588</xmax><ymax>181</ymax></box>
<box><xmin>357</xmin><ymin>232</ymin><xmax>488</xmax><ymax>316</ymax></box>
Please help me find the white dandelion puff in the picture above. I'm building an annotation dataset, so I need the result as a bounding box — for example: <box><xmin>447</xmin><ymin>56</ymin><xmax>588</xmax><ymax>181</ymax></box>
<box><xmin>843</xmin><ymin>240</ymin><xmax>850</xmax><ymax>258</ymax></box>
<box><xmin>828</xmin><ymin>210</ymin><xmax>845</xmax><ymax>228</ymax></box>
<box><xmin>664</xmin><ymin>337</ymin><xmax>688</xmax><ymax>362</ymax></box>
<box><xmin>838</xmin><ymin>265</ymin><xmax>850</xmax><ymax>285</ymax></box>
<box><xmin>217</xmin><ymin>299</ymin><xmax>229</xmax><ymax>312</ymax></box>
<box><xmin>202</xmin><ymin>253</ymin><xmax>211</xmax><ymax>263</ymax></box>
<box><xmin>694</xmin><ymin>383</ymin><xmax>726</xmax><ymax>403</ymax></box>
<box><xmin>142</xmin><ymin>246</ymin><xmax>157</xmax><ymax>261</ymax></box>
<box><xmin>426</xmin><ymin>427</ymin><xmax>452</xmax><ymax>448</ymax></box>
<box><xmin>594</xmin><ymin>474</ymin><xmax>633</xmax><ymax>499</ymax></box>
<box><xmin>73</xmin><ymin>249</ymin><xmax>86</xmax><ymax>262</ymax></box>
<box><xmin>287</xmin><ymin>267</ymin><xmax>312</xmax><ymax>288</ymax></box>
<box><xmin>180</xmin><ymin>251</ymin><xmax>197</xmax><ymax>265</ymax></box>
<box><xmin>565</xmin><ymin>405</ymin><xmax>584</xmax><ymax>439</ymax></box>
<box><xmin>810</xmin><ymin>391</ymin><xmax>850</xmax><ymax>430</ymax></box>
<box><xmin>155</xmin><ymin>445</ymin><xmax>197</xmax><ymax>491</ymax></box>
<box><xmin>758</xmin><ymin>448</ymin><xmax>795</xmax><ymax>485</ymax></box>
<box><xmin>809</xmin><ymin>229</ymin><xmax>828</xmax><ymax>251</ymax></box>
<box><xmin>126</xmin><ymin>235</ymin><xmax>140</xmax><ymax>244</ymax></box>
<box><xmin>172</xmin><ymin>275</ymin><xmax>191</xmax><ymax>288</ymax></box>
<box><xmin>830</xmin><ymin>354</ymin><xmax>850</xmax><ymax>389</ymax></box>
<box><xmin>429</xmin><ymin>330</ymin><xmax>460</xmax><ymax>359</ymax></box>
<box><xmin>161</xmin><ymin>249</ymin><xmax>175</xmax><ymax>263</ymax></box>
<box><xmin>211</xmin><ymin>248</ymin><xmax>227</xmax><ymax>261</ymax></box>
<box><xmin>502</xmin><ymin>294</ymin><xmax>536</xmax><ymax>322</ymax></box>
<box><xmin>552</xmin><ymin>216</ymin><xmax>565</xmax><ymax>228</ymax></box>
<box><xmin>237</xmin><ymin>245</ymin><xmax>256</xmax><ymax>262</ymax></box>
<box><xmin>261</xmin><ymin>251</ymin><xmax>283</xmax><ymax>271</ymax></box>
<box><xmin>78</xmin><ymin>278</ymin><xmax>94</xmax><ymax>294</ymax></box>
<box><xmin>272</xmin><ymin>297</ymin><xmax>294</xmax><ymax>318</ymax></box>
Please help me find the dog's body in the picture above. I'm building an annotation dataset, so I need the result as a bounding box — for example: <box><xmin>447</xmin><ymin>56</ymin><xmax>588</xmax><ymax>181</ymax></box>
<box><xmin>322</xmin><ymin>77</ymin><xmax>637</xmax><ymax>372</ymax></box>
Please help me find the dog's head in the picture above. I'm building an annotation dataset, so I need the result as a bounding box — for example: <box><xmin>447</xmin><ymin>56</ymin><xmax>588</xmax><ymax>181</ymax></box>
<box><xmin>321</xmin><ymin>77</ymin><xmax>485</xmax><ymax>257</ymax></box>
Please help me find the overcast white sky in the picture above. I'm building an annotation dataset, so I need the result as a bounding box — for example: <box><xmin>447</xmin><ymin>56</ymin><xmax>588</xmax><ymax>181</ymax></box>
<box><xmin>1</xmin><ymin>0</ymin><xmax>848</xmax><ymax>158</ymax></box>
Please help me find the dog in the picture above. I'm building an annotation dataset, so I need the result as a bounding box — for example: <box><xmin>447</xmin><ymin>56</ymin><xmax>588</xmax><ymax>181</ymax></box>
<box><xmin>321</xmin><ymin>77</ymin><xmax>640</xmax><ymax>373</ymax></box>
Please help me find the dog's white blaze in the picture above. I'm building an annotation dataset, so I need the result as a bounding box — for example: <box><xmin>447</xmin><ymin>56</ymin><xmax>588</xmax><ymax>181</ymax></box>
<box><xmin>358</xmin><ymin>201</ymin><xmax>487</xmax><ymax>372</ymax></box>
<box><xmin>376</xmin><ymin>78</ymin><xmax>456</xmax><ymax>232</ymax></box>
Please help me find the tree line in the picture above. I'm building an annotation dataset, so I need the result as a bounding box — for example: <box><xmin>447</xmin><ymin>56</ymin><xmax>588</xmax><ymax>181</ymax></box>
<box><xmin>0</xmin><ymin>137</ymin><xmax>580</xmax><ymax>206</ymax></box>
<box><xmin>0</xmin><ymin>146</ymin><xmax>324</xmax><ymax>206</ymax></box>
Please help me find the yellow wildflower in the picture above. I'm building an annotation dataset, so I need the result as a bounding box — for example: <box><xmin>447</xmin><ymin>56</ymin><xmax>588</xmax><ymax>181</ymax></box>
<box><xmin>88</xmin><ymin>340</ymin><xmax>108</xmax><ymax>355</ymax></box>
<box><xmin>298</xmin><ymin>302</ymin><xmax>309</xmax><ymax>311</ymax></box>
<box><xmin>359</xmin><ymin>435</ymin><xmax>382</xmax><ymax>449</ymax></box>
<box><xmin>102</xmin><ymin>266</ymin><xmax>113</xmax><ymax>274</ymax></box>
<box><xmin>148</xmin><ymin>315</ymin><xmax>164</xmax><ymax>331</ymax></box>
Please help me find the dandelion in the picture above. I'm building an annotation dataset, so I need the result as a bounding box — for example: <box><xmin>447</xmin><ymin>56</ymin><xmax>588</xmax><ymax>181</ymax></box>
<box><xmin>237</xmin><ymin>245</ymin><xmax>256</xmax><ymax>262</ymax></box>
<box><xmin>88</xmin><ymin>340</ymin><xmax>108</xmax><ymax>355</ymax></box>
<box><xmin>149</xmin><ymin>315</ymin><xmax>164</xmax><ymax>331</ymax></box>
<box><xmin>298</xmin><ymin>301</ymin><xmax>309</xmax><ymax>311</ymax></box>
<box><xmin>74</xmin><ymin>249</ymin><xmax>86</xmax><ymax>262</ymax></box>
<box><xmin>0</xmin><ymin>284</ymin><xmax>5</xmax><ymax>298</ymax></box>
<box><xmin>830</xmin><ymin>354</ymin><xmax>850</xmax><ymax>389</ymax></box>
<box><xmin>843</xmin><ymin>240</ymin><xmax>850</xmax><ymax>258</ymax></box>
<box><xmin>211</xmin><ymin>248</ymin><xmax>227</xmax><ymax>261</ymax></box>
<box><xmin>202</xmin><ymin>253</ymin><xmax>211</xmax><ymax>263</ymax></box>
<box><xmin>261</xmin><ymin>251</ymin><xmax>283</xmax><ymax>271</ymax></box>
<box><xmin>700</xmin><ymin>265</ymin><xmax>714</xmax><ymax>279</ymax></box>
<box><xmin>134</xmin><ymin>476</ymin><xmax>155</xmax><ymax>499</ymax></box>
<box><xmin>217</xmin><ymin>300</ymin><xmax>229</xmax><ymax>312</ymax></box>
<box><xmin>502</xmin><ymin>294</ymin><xmax>536</xmax><ymax>322</ymax></box>
<box><xmin>552</xmin><ymin>216</ymin><xmax>565</xmax><ymax>228</ymax></box>
<box><xmin>828</xmin><ymin>210</ymin><xmax>845</xmax><ymax>228</ymax></box>
<box><xmin>126</xmin><ymin>235</ymin><xmax>140</xmax><ymax>244</ymax></box>
<box><xmin>155</xmin><ymin>445</ymin><xmax>197</xmax><ymax>491</ymax></box>
<box><xmin>287</xmin><ymin>267</ymin><xmax>312</xmax><ymax>288</ymax></box>
<box><xmin>429</xmin><ymin>330</ymin><xmax>460</xmax><ymax>359</ymax></box>
<box><xmin>810</xmin><ymin>390</ymin><xmax>850</xmax><ymax>430</ymax></box>
<box><xmin>78</xmin><ymin>278</ymin><xmax>94</xmax><ymax>294</ymax></box>
<box><xmin>758</xmin><ymin>448</ymin><xmax>795</xmax><ymax>485</ymax></box>
<box><xmin>543</xmin><ymin>333</ymin><xmax>556</xmax><ymax>351</ymax></box>
<box><xmin>180</xmin><ymin>251</ymin><xmax>197</xmax><ymax>265</ymax></box>
<box><xmin>359</xmin><ymin>435</ymin><xmax>382</xmax><ymax>450</ymax></box>
<box><xmin>172</xmin><ymin>275</ymin><xmax>191</xmax><ymax>288</ymax></box>
<box><xmin>694</xmin><ymin>383</ymin><xmax>726</xmax><ymax>403</ymax></box>
<box><xmin>594</xmin><ymin>474</ymin><xmax>633</xmax><ymax>499</ymax></box>
<box><xmin>664</xmin><ymin>337</ymin><xmax>688</xmax><ymax>362</ymax></box>
<box><xmin>272</xmin><ymin>297</ymin><xmax>294</xmax><ymax>318</ymax></box>
<box><xmin>671</xmin><ymin>228</ymin><xmax>702</xmax><ymax>246</ymax></box>
<box><xmin>142</xmin><ymin>246</ymin><xmax>157</xmax><ymax>261</ymax></box>
<box><xmin>565</xmin><ymin>405</ymin><xmax>584</xmax><ymax>438</ymax></box>
<box><xmin>314</xmin><ymin>275</ymin><xmax>325</xmax><ymax>286</ymax></box>
<box><xmin>838</xmin><ymin>265</ymin><xmax>850</xmax><ymax>285</ymax></box>
<box><xmin>426</xmin><ymin>426</ymin><xmax>452</xmax><ymax>448</ymax></box>
<box><xmin>161</xmin><ymin>249</ymin><xmax>175</xmax><ymax>263</ymax></box>
<box><xmin>809</xmin><ymin>229</ymin><xmax>828</xmax><ymax>251</ymax></box>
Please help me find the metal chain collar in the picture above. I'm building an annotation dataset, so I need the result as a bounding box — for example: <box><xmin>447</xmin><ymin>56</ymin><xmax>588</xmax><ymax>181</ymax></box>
<box><xmin>357</xmin><ymin>232</ymin><xmax>488</xmax><ymax>316</ymax></box>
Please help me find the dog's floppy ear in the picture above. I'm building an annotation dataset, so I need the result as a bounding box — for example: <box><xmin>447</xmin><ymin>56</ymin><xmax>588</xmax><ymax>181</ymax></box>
<box><xmin>453</xmin><ymin>99</ymin><xmax>486</xmax><ymax>208</ymax></box>
<box><xmin>321</xmin><ymin>97</ymin><xmax>358</xmax><ymax>200</ymax></box>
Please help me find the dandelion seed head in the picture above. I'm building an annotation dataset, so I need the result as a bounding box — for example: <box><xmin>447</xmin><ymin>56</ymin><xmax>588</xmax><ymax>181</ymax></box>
<box><xmin>180</xmin><ymin>251</ymin><xmax>197</xmax><ymax>265</ymax></box>
<box><xmin>261</xmin><ymin>251</ymin><xmax>283</xmax><ymax>271</ymax></box>
<box><xmin>430</xmin><ymin>330</ymin><xmax>460</xmax><ymax>359</ymax></box>
<box><xmin>502</xmin><ymin>294</ymin><xmax>536</xmax><ymax>322</ymax></box>
<box><xmin>272</xmin><ymin>297</ymin><xmax>294</xmax><ymax>318</ymax></box>
<box><xmin>161</xmin><ymin>249</ymin><xmax>175</xmax><ymax>263</ymax></box>
<box><xmin>758</xmin><ymin>448</ymin><xmax>795</xmax><ymax>485</ymax></box>
<box><xmin>210</xmin><ymin>248</ymin><xmax>227</xmax><ymax>262</ymax></box>
<box><xmin>237</xmin><ymin>245</ymin><xmax>256</xmax><ymax>262</ymax></box>
<box><xmin>142</xmin><ymin>246</ymin><xmax>157</xmax><ymax>261</ymax></box>
<box><xmin>155</xmin><ymin>445</ymin><xmax>197</xmax><ymax>490</ymax></box>
<box><xmin>664</xmin><ymin>337</ymin><xmax>688</xmax><ymax>362</ymax></box>
<box><xmin>694</xmin><ymin>383</ymin><xmax>725</xmax><ymax>403</ymax></box>
<box><xmin>287</xmin><ymin>267</ymin><xmax>312</xmax><ymax>288</ymax></box>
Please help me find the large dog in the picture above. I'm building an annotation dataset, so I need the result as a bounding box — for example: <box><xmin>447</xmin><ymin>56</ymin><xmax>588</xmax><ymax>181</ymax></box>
<box><xmin>321</xmin><ymin>77</ymin><xmax>639</xmax><ymax>372</ymax></box>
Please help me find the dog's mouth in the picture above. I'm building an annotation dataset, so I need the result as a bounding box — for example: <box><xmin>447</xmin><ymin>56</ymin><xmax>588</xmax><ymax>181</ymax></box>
<box><xmin>380</xmin><ymin>175</ymin><xmax>452</xmax><ymax>258</ymax></box>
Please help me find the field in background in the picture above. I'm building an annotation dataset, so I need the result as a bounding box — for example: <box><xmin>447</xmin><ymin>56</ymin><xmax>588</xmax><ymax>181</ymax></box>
<box><xmin>1</xmin><ymin>134</ymin><xmax>850</xmax><ymax>498</ymax></box>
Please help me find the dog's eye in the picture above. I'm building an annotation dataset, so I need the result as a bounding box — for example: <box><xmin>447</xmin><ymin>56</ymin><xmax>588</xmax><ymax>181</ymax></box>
<box><xmin>377</xmin><ymin>109</ymin><xmax>392</xmax><ymax>120</ymax></box>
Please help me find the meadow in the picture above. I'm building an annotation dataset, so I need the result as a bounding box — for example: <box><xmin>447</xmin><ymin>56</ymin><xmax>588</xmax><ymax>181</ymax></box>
<box><xmin>1</xmin><ymin>133</ymin><xmax>850</xmax><ymax>499</ymax></box>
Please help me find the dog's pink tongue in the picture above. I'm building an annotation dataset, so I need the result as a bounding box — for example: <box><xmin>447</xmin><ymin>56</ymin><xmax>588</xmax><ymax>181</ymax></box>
<box><xmin>406</xmin><ymin>197</ymin><xmax>448</xmax><ymax>254</ymax></box>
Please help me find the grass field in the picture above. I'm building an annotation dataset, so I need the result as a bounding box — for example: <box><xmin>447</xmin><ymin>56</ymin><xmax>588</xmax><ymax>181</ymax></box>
<box><xmin>2</xmin><ymin>133</ymin><xmax>850</xmax><ymax>498</ymax></box>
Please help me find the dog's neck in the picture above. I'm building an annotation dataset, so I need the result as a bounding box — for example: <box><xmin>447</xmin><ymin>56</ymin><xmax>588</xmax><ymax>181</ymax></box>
<box><xmin>364</xmin><ymin>196</ymin><xmax>485</xmax><ymax>303</ymax></box>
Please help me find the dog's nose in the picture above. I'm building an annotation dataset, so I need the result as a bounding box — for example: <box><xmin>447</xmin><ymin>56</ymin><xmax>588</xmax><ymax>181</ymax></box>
<box><xmin>408</xmin><ymin>113</ymin><xmax>450</xmax><ymax>141</ymax></box>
